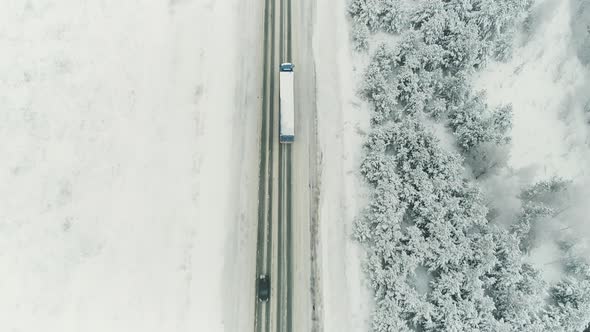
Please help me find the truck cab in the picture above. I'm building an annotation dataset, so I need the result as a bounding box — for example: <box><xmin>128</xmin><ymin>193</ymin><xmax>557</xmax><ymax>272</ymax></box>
<box><xmin>280</xmin><ymin>63</ymin><xmax>294</xmax><ymax>72</ymax></box>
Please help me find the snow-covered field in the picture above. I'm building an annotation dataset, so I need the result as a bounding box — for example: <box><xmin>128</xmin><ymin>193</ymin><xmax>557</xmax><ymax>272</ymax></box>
<box><xmin>0</xmin><ymin>1</ymin><xmax>262</xmax><ymax>331</ymax></box>
<box><xmin>476</xmin><ymin>0</ymin><xmax>590</xmax><ymax>273</ymax></box>
<box><xmin>477</xmin><ymin>0</ymin><xmax>590</xmax><ymax>181</ymax></box>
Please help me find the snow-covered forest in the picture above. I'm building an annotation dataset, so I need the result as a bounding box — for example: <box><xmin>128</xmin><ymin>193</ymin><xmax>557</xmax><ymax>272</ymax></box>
<box><xmin>348</xmin><ymin>0</ymin><xmax>590</xmax><ymax>330</ymax></box>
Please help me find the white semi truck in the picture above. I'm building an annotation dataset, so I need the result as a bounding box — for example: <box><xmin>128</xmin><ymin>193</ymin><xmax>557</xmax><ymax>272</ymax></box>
<box><xmin>279</xmin><ymin>63</ymin><xmax>295</xmax><ymax>143</ymax></box>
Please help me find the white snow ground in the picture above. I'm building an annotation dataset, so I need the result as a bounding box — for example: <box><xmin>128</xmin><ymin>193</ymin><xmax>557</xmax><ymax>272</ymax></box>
<box><xmin>314</xmin><ymin>0</ymin><xmax>372</xmax><ymax>331</ymax></box>
<box><xmin>475</xmin><ymin>0</ymin><xmax>590</xmax><ymax>278</ymax></box>
<box><xmin>0</xmin><ymin>1</ymin><xmax>262</xmax><ymax>331</ymax></box>
<box><xmin>476</xmin><ymin>0</ymin><xmax>590</xmax><ymax>182</ymax></box>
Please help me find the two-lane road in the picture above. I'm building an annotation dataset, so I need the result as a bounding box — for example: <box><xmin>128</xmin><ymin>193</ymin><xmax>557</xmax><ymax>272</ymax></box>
<box><xmin>253</xmin><ymin>0</ymin><xmax>292</xmax><ymax>330</ymax></box>
<box><xmin>254</xmin><ymin>0</ymin><xmax>316</xmax><ymax>330</ymax></box>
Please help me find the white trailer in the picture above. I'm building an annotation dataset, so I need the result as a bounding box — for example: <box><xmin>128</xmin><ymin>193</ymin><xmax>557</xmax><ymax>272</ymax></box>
<box><xmin>279</xmin><ymin>63</ymin><xmax>295</xmax><ymax>143</ymax></box>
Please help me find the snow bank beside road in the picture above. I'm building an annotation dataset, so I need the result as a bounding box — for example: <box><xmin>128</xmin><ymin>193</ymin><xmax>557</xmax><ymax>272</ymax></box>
<box><xmin>0</xmin><ymin>1</ymin><xmax>261</xmax><ymax>331</ymax></box>
<box><xmin>314</xmin><ymin>0</ymin><xmax>372</xmax><ymax>330</ymax></box>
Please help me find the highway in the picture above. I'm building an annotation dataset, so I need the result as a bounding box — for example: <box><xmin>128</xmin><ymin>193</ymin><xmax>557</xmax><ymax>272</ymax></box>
<box><xmin>253</xmin><ymin>0</ymin><xmax>316</xmax><ymax>330</ymax></box>
<box><xmin>253</xmin><ymin>0</ymin><xmax>289</xmax><ymax>329</ymax></box>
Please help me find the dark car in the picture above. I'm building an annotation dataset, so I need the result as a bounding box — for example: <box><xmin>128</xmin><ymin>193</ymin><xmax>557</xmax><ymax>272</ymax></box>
<box><xmin>258</xmin><ymin>274</ymin><xmax>270</xmax><ymax>301</ymax></box>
